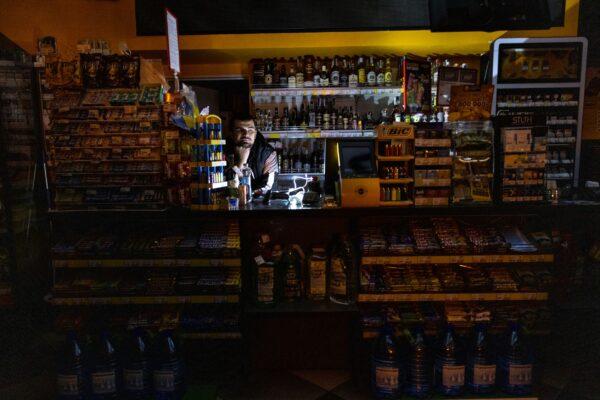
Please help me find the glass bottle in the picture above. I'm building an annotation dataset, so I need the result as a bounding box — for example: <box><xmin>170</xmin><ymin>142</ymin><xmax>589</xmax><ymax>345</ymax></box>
<box><xmin>89</xmin><ymin>331</ymin><xmax>120</xmax><ymax>400</ymax></box>
<box><xmin>320</xmin><ymin>61</ymin><xmax>330</xmax><ymax>87</ymax></box>
<box><xmin>372</xmin><ymin>324</ymin><xmax>403</xmax><ymax>399</ymax></box>
<box><xmin>288</xmin><ymin>61</ymin><xmax>297</xmax><ymax>88</ymax></box>
<box><xmin>304</xmin><ymin>55</ymin><xmax>314</xmax><ymax>87</ymax></box>
<box><xmin>279</xmin><ymin>64</ymin><xmax>288</xmax><ymax>86</ymax></box>
<box><xmin>152</xmin><ymin>330</ymin><xmax>185</xmax><ymax>400</ymax></box>
<box><xmin>434</xmin><ymin>324</ymin><xmax>466</xmax><ymax>396</ymax></box>
<box><xmin>405</xmin><ymin>327</ymin><xmax>431</xmax><ymax>398</ymax></box>
<box><xmin>123</xmin><ymin>328</ymin><xmax>152</xmax><ymax>400</ymax></box>
<box><xmin>264</xmin><ymin>59</ymin><xmax>274</xmax><ymax>85</ymax></box>
<box><xmin>313</xmin><ymin>58</ymin><xmax>322</xmax><ymax>87</ymax></box>
<box><xmin>254</xmin><ymin>234</ymin><xmax>276</xmax><ymax>306</ymax></box>
<box><xmin>357</xmin><ymin>56</ymin><xmax>366</xmax><ymax>86</ymax></box>
<box><xmin>376</xmin><ymin>58</ymin><xmax>385</xmax><ymax>87</ymax></box>
<box><xmin>340</xmin><ymin>57</ymin><xmax>349</xmax><ymax>87</ymax></box>
<box><xmin>306</xmin><ymin>246</ymin><xmax>327</xmax><ymax>301</ymax></box>
<box><xmin>467</xmin><ymin>324</ymin><xmax>496</xmax><ymax>394</ymax></box>
<box><xmin>328</xmin><ymin>234</ymin><xmax>356</xmax><ymax>305</ymax></box>
<box><xmin>280</xmin><ymin>245</ymin><xmax>304</xmax><ymax>302</ymax></box>
<box><xmin>348</xmin><ymin>58</ymin><xmax>359</xmax><ymax>88</ymax></box>
<box><xmin>57</xmin><ymin>331</ymin><xmax>87</xmax><ymax>400</ymax></box>
<box><xmin>367</xmin><ymin>56</ymin><xmax>377</xmax><ymax>87</ymax></box>
<box><xmin>498</xmin><ymin>323</ymin><xmax>533</xmax><ymax>395</ymax></box>
<box><xmin>384</xmin><ymin>57</ymin><xmax>393</xmax><ymax>86</ymax></box>
<box><xmin>330</xmin><ymin>56</ymin><xmax>340</xmax><ymax>87</ymax></box>
<box><xmin>308</xmin><ymin>101</ymin><xmax>316</xmax><ymax>128</ymax></box>
<box><xmin>295</xmin><ymin>57</ymin><xmax>304</xmax><ymax>87</ymax></box>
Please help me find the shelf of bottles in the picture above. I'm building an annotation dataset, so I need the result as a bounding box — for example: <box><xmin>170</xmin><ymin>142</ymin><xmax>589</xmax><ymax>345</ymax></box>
<box><xmin>414</xmin><ymin>123</ymin><xmax>453</xmax><ymax>206</ymax></box>
<box><xmin>188</xmin><ymin>115</ymin><xmax>226</xmax><ymax>210</ymax></box>
<box><xmin>450</xmin><ymin>121</ymin><xmax>495</xmax><ymax>204</ymax></box>
<box><xmin>376</xmin><ymin>123</ymin><xmax>415</xmax><ymax>206</ymax></box>
<box><xmin>495</xmin><ymin>89</ymin><xmax>579</xmax><ymax>194</ymax></box>
<box><xmin>42</xmin><ymin>87</ymin><xmax>169</xmax><ymax>210</ymax></box>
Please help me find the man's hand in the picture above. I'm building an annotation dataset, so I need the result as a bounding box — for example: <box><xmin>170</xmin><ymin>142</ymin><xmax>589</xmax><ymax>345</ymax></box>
<box><xmin>235</xmin><ymin>146</ymin><xmax>251</xmax><ymax>167</ymax></box>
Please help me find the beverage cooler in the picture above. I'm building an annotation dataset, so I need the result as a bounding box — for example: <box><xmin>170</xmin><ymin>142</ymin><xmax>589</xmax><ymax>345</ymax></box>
<box><xmin>491</xmin><ymin>37</ymin><xmax>588</xmax><ymax>201</ymax></box>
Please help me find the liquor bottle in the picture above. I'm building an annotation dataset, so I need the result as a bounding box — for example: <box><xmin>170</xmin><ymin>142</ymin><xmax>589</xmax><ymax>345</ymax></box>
<box><xmin>280</xmin><ymin>245</ymin><xmax>303</xmax><ymax>302</ymax></box>
<box><xmin>266</xmin><ymin>109</ymin><xmax>273</xmax><ymax>131</ymax></box>
<box><xmin>376</xmin><ymin>58</ymin><xmax>385</xmax><ymax>86</ymax></box>
<box><xmin>367</xmin><ymin>56</ymin><xmax>377</xmax><ymax>87</ymax></box>
<box><xmin>348</xmin><ymin>58</ymin><xmax>359</xmax><ymax>88</ymax></box>
<box><xmin>279</xmin><ymin>64</ymin><xmax>288</xmax><ymax>86</ymax></box>
<box><xmin>302</xmin><ymin>143</ymin><xmax>311</xmax><ymax>173</ymax></box>
<box><xmin>357</xmin><ymin>56</ymin><xmax>366</xmax><ymax>86</ymax></box>
<box><xmin>316</xmin><ymin>141</ymin><xmax>325</xmax><ymax>173</ymax></box>
<box><xmin>498</xmin><ymin>323</ymin><xmax>533</xmax><ymax>395</ymax></box>
<box><xmin>313</xmin><ymin>58</ymin><xmax>322</xmax><ymax>87</ymax></box>
<box><xmin>320</xmin><ymin>61</ymin><xmax>330</xmax><ymax>87</ymax></box>
<box><xmin>340</xmin><ymin>58</ymin><xmax>349</xmax><ymax>87</ymax></box>
<box><xmin>331</xmin><ymin>106</ymin><xmax>338</xmax><ymax>131</ymax></box>
<box><xmin>308</xmin><ymin>101</ymin><xmax>316</xmax><ymax>128</ymax></box>
<box><xmin>330</xmin><ymin>56</ymin><xmax>340</xmax><ymax>87</ymax></box>
<box><xmin>405</xmin><ymin>327</ymin><xmax>431</xmax><ymax>398</ymax></box>
<box><xmin>89</xmin><ymin>331</ymin><xmax>120</xmax><ymax>400</ymax></box>
<box><xmin>371</xmin><ymin>324</ymin><xmax>403</xmax><ymax>399</ymax></box>
<box><xmin>152</xmin><ymin>330</ymin><xmax>184</xmax><ymax>400</ymax></box>
<box><xmin>342</xmin><ymin>107</ymin><xmax>350</xmax><ymax>130</ymax></box>
<box><xmin>306</xmin><ymin>246</ymin><xmax>327</xmax><ymax>301</ymax></box>
<box><xmin>264</xmin><ymin>59</ymin><xmax>274</xmax><ymax>85</ymax></box>
<box><xmin>290</xmin><ymin>106</ymin><xmax>298</xmax><ymax>128</ymax></box>
<box><xmin>295</xmin><ymin>57</ymin><xmax>304</xmax><ymax>87</ymax></box>
<box><xmin>434</xmin><ymin>324</ymin><xmax>466</xmax><ymax>396</ymax></box>
<box><xmin>123</xmin><ymin>328</ymin><xmax>152</xmax><ymax>400</ymax></box>
<box><xmin>299</xmin><ymin>103</ymin><xmax>307</xmax><ymax>128</ymax></box>
<box><xmin>254</xmin><ymin>234</ymin><xmax>276</xmax><ymax>306</ymax></box>
<box><xmin>273</xmin><ymin>107</ymin><xmax>280</xmax><ymax>131</ymax></box>
<box><xmin>282</xmin><ymin>107</ymin><xmax>289</xmax><ymax>130</ymax></box>
<box><xmin>304</xmin><ymin>55</ymin><xmax>314</xmax><ymax>87</ymax></box>
<box><xmin>323</xmin><ymin>100</ymin><xmax>331</xmax><ymax>130</ymax></box>
<box><xmin>328</xmin><ymin>234</ymin><xmax>356</xmax><ymax>305</ymax></box>
<box><xmin>384</xmin><ymin>57</ymin><xmax>393</xmax><ymax>86</ymax></box>
<box><xmin>57</xmin><ymin>331</ymin><xmax>87</xmax><ymax>400</ymax></box>
<box><xmin>253</xmin><ymin>60</ymin><xmax>265</xmax><ymax>85</ymax></box>
<box><xmin>294</xmin><ymin>141</ymin><xmax>303</xmax><ymax>172</ymax></box>
<box><xmin>467</xmin><ymin>324</ymin><xmax>496</xmax><ymax>394</ymax></box>
<box><xmin>288</xmin><ymin>61</ymin><xmax>297</xmax><ymax>88</ymax></box>
<box><xmin>281</xmin><ymin>143</ymin><xmax>290</xmax><ymax>173</ymax></box>
<box><xmin>316</xmin><ymin>98</ymin><xmax>324</xmax><ymax>128</ymax></box>
<box><xmin>351</xmin><ymin>107</ymin><xmax>359</xmax><ymax>130</ymax></box>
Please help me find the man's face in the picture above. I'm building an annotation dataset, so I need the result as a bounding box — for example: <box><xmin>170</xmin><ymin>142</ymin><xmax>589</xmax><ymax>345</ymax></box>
<box><xmin>233</xmin><ymin>119</ymin><xmax>257</xmax><ymax>149</ymax></box>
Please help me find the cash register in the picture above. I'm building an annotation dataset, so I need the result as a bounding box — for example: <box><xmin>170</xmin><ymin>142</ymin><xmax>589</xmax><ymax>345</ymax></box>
<box><xmin>337</xmin><ymin>141</ymin><xmax>379</xmax><ymax>207</ymax></box>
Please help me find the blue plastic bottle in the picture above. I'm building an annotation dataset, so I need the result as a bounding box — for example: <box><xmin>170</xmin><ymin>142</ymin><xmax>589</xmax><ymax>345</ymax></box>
<box><xmin>467</xmin><ymin>324</ymin><xmax>496</xmax><ymax>394</ymax></box>
<box><xmin>57</xmin><ymin>331</ymin><xmax>87</xmax><ymax>400</ymax></box>
<box><xmin>405</xmin><ymin>327</ymin><xmax>431</xmax><ymax>398</ymax></box>
<box><xmin>498</xmin><ymin>323</ymin><xmax>533</xmax><ymax>395</ymax></box>
<box><xmin>153</xmin><ymin>330</ymin><xmax>185</xmax><ymax>400</ymax></box>
<box><xmin>89</xmin><ymin>331</ymin><xmax>120</xmax><ymax>400</ymax></box>
<box><xmin>371</xmin><ymin>324</ymin><xmax>403</xmax><ymax>399</ymax></box>
<box><xmin>434</xmin><ymin>324</ymin><xmax>466</xmax><ymax>396</ymax></box>
<box><xmin>122</xmin><ymin>328</ymin><xmax>152</xmax><ymax>399</ymax></box>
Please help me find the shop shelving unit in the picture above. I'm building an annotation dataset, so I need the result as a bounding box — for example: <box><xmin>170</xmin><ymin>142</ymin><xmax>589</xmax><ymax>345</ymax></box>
<box><xmin>414</xmin><ymin>122</ymin><xmax>453</xmax><ymax>206</ymax></box>
<box><xmin>376</xmin><ymin>123</ymin><xmax>415</xmax><ymax>206</ymax></box>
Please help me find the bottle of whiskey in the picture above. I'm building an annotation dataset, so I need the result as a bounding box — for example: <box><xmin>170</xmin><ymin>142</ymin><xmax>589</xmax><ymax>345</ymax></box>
<box><xmin>376</xmin><ymin>58</ymin><xmax>385</xmax><ymax>87</ymax></box>
<box><xmin>288</xmin><ymin>61</ymin><xmax>297</xmax><ymax>88</ymax></box>
<box><xmin>328</xmin><ymin>234</ymin><xmax>356</xmax><ymax>305</ymax></box>
<box><xmin>304</xmin><ymin>55</ymin><xmax>314</xmax><ymax>87</ymax></box>
<box><xmin>348</xmin><ymin>58</ymin><xmax>359</xmax><ymax>88</ymax></box>
<box><xmin>295</xmin><ymin>57</ymin><xmax>304</xmax><ymax>88</ymax></box>
<box><xmin>309</xmin><ymin>101</ymin><xmax>316</xmax><ymax>128</ymax></box>
<box><xmin>282</xmin><ymin>107</ymin><xmax>289</xmax><ymax>130</ymax></box>
<box><xmin>279</xmin><ymin>64</ymin><xmax>288</xmax><ymax>86</ymax></box>
<box><xmin>264</xmin><ymin>59</ymin><xmax>274</xmax><ymax>85</ymax></box>
<box><xmin>320</xmin><ymin>60</ymin><xmax>330</xmax><ymax>87</ymax></box>
<box><xmin>313</xmin><ymin>58</ymin><xmax>321</xmax><ymax>87</ymax></box>
<box><xmin>367</xmin><ymin>56</ymin><xmax>377</xmax><ymax>87</ymax></box>
<box><xmin>384</xmin><ymin>57</ymin><xmax>393</xmax><ymax>86</ymax></box>
<box><xmin>340</xmin><ymin>57</ymin><xmax>349</xmax><ymax>87</ymax></box>
<box><xmin>330</xmin><ymin>56</ymin><xmax>340</xmax><ymax>87</ymax></box>
<box><xmin>358</xmin><ymin>56</ymin><xmax>366</xmax><ymax>86</ymax></box>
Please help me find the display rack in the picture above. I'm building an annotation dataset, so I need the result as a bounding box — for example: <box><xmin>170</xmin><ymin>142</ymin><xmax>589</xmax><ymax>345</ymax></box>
<box><xmin>376</xmin><ymin>123</ymin><xmax>415</xmax><ymax>206</ymax></box>
<box><xmin>414</xmin><ymin>123</ymin><xmax>453</xmax><ymax>206</ymax></box>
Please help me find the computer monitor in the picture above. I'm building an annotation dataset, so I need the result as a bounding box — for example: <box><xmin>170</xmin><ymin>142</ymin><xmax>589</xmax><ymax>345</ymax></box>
<box><xmin>338</xmin><ymin>141</ymin><xmax>376</xmax><ymax>178</ymax></box>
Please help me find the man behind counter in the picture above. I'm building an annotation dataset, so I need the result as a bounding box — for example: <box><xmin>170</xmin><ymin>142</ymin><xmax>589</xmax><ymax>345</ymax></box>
<box><xmin>227</xmin><ymin>114</ymin><xmax>278</xmax><ymax>197</ymax></box>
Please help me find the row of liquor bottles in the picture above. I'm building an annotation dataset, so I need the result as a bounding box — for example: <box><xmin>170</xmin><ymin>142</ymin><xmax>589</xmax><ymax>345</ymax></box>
<box><xmin>275</xmin><ymin>139</ymin><xmax>325</xmax><ymax>174</ymax></box>
<box><xmin>253</xmin><ymin>55</ymin><xmax>400</xmax><ymax>88</ymax></box>
<box><xmin>371</xmin><ymin>323</ymin><xmax>534</xmax><ymax>398</ymax></box>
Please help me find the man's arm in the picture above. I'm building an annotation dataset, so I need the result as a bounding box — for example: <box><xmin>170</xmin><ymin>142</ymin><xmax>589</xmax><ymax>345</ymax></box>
<box><xmin>255</xmin><ymin>151</ymin><xmax>278</xmax><ymax>194</ymax></box>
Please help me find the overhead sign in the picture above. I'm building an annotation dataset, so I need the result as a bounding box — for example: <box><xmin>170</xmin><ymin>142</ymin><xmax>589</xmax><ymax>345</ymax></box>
<box><xmin>165</xmin><ymin>8</ymin><xmax>180</xmax><ymax>73</ymax></box>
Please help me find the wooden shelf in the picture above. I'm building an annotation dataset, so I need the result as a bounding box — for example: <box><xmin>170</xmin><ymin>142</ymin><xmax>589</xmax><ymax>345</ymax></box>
<box><xmin>190</xmin><ymin>182</ymin><xmax>228</xmax><ymax>189</ymax></box>
<box><xmin>380</xmin><ymin>178</ymin><xmax>413</xmax><ymax>184</ymax></box>
<box><xmin>415</xmin><ymin>138</ymin><xmax>452</xmax><ymax>147</ymax></box>
<box><xmin>180</xmin><ymin>332</ymin><xmax>242</xmax><ymax>340</ymax></box>
<box><xmin>379</xmin><ymin>200</ymin><xmax>413</xmax><ymax>207</ymax></box>
<box><xmin>358</xmin><ymin>292</ymin><xmax>548</xmax><ymax>302</ymax></box>
<box><xmin>415</xmin><ymin>179</ymin><xmax>452</xmax><ymax>187</ymax></box>
<box><xmin>52</xmin><ymin>258</ymin><xmax>241</xmax><ymax>268</ymax></box>
<box><xmin>251</xmin><ymin>86</ymin><xmax>403</xmax><ymax>97</ymax></box>
<box><xmin>361</xmin><ymin>253</ymin><xmax>554</xmax><ymax>265</ymax></box>
<box><xmin>415</xmin><ymin>157</ymin><xmax>453</xmax><ymax>166</ymax></box>
<box><xmin>189</xmin><ymin>161</ymin><xmax>227</xmax><ymax>168</ymax></box>
<box><xmin>415</xmin><ymin>197</ymin><xmax>449</xmax><ymax>206</ymax></box>
<box><xmin>50</xmin><ymin>294</ymin><xmax>239</xmax><ymax>305</ymax></box>
<box><xmin>377</xmin><ymin>155</ymin><xmax>414</xmax><ymax>162</ymax></box>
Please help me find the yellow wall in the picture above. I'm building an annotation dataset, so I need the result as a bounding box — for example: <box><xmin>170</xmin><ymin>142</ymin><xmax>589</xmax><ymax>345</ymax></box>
<box><xmin>0</xmin><ymin>0</ymin><xmax>581</xmax><ymax>78</ymax></box>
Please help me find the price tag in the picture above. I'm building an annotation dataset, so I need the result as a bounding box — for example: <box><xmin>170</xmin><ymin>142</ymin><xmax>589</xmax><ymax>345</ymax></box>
<box><xmin>254</xmin><ymin>256</ymin><xmax>265</xmax><ymax>265</ymax></box>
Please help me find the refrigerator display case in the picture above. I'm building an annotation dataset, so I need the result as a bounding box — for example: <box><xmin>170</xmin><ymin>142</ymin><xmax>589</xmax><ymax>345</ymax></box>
<box><xmin>491</xmin><ymin>37</ymin><xmax>588</xmax><ymax>199</ymax></box>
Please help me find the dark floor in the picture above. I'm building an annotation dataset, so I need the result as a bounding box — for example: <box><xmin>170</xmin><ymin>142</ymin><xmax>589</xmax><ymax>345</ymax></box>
<box><xmin>0</xmin><ymin>307</ymin><xmax>599</xmax><ymax>400</ymax></box>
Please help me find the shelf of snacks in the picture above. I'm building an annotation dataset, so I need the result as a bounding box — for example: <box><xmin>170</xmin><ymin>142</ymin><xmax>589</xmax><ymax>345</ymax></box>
<box><xmin>361</xmin><ymin>254</ymin><xmax>553</xmax><ymax>265</ymax></box>
<box><xmin>50</xmin><ymin>295</ymin><xmax>240</xmax><ymax>306</ymax></box>
<box><xmin>52</xmin><ymin>258</ymin><xmax>242</xmax><ymax>268</ymax></box>
<box><xmin>358</xmin><ymin>292</ymin><xmax>548</xmax><ymax>303</ymax></box>
<box><xmin>376</xmin><ymin>123</ymin><xmax>415</xmax><ymax>205</ymax></box>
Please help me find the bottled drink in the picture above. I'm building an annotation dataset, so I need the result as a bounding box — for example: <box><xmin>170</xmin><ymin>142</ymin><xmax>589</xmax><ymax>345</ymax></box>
<box><xmin>253</xmin><ymin>60</ymin><xmax>265</xmax><ymax>85</ymax></box>
<box><xmin>384</xmin><ymin>58</ymin><xmax>393</xmax><ymax>86</ymax></box>
<box><xmin>371</xmin><ymin>324</ymin><xmax>403</xmax><ymax>399</ymax></box>
<box><xmin>288</xmin><ymin>61</ymin><xmax>297</xmax><ymax>88</ymax></box>
<box><xmin>467</xmin><ymin>324</ymin><xmax>496</xmax><ymax>394</ymax></box>
<box><xmin>376</xmin><ymin>59</ymin><xmax>385</xmax><ymax>86</ymax></box>
<box><xmin>498</xmin><ymin>323</ymin><xmax>533</xmax><ymax>395</ymax></box>
<box><xmin>122</xmin><ymin>328</ymin><xmax>152</xmax><ymax>400</ymax></box>
<box><xmin>330</xmin><ymin>56</ymin><xmax>340</xmax><ymax>87</ymax></box>
<box><xmin>278</xmin><ymin>64</ymin><xmax>288</xmax><ymax>86</ymax></box>
<box><xmin>264</xmin><ymin>59</ymin><xmax>274</xmax><ymax>85</ymax></box>
<box><xmin>434</xmin><ymin>324</ymin><xmax>465</xmax><ymax>396</ymax></box>
<box><xmin>282</xmin><ymin>107</ymin><xmax>289</xmax><ymax>130</ymax></box>
<box><xmin>295</xmin><ymin>57</ymin><xmax>304</xmax><ymax>87</ymax></box>
<box><xmin>357</xmin><ymin>57</ymin><xmax>366</xmax><ymax>86</ymax></box>
<box><xmin>308</xmin><ymin>102</ymin><xmax>316</xmax><ymax>128</ymax></box>
<box><xmin>367</xmin><ymin>56</ymin><xmax>377</xmax><ymax>86</ymax></box>
<box><xmin>89</xmin><ymin>331</ymin><xmax>120</xmax><ymax>400</ymax></box>
<box><xmin>348</xmin><ymin>58</ymin><xmax>359</xmax><ymax>88</ymax></box>
<box><xmin>57</xmin><ymin>331</ymin><xmax>87</xmax><ymax>400</ymax></box>
<box><xmin>340</xmin><ymin>58</ymin><xmax>349</xmax><ymax>87</ymax></box>
<box><xmin>152</xmin><ymin>330</ymin><xmax>184</xmax><ymax>400</ymax></box>
<box><xmin>313</xmin><ymin>58</ymin><xmax>321</xmax><ymax>87</ymax></box>
<box><xmin>328</xmin><ymin>235</ymin><xmax>356</xmax><ymax>305</ymax></box>
<box><xmin>239</xmin><ymin>163</ymin><xmax>252</xmax><ymax>206</ymax></box>
<box><xmin>320</xmin><ymin>61</ymin><xmax>330</xmax><ymax>87</ymax></box>
<box><xmin>306</xmin><ymin>247</ymin><xmax>327</xmax><ymax>301</ymax></box>
<box><xmin>405</xmin><ymin>327</ymin><xmax>431</xmax><ymax>398</ymax></box>
<box><xmin>280</xmin><ymin>245</ymin><xmax>303</xmax><ymax>302</ymax></box>
<box><xmin>304</xmin><ymin>55</ymin><xmax>314</xmax><ymax>87</ymax></box>
<box><xmin>254</xmin><ymin>233</ymin><xmax>275</xmax><ymax>306</ymax></box>
<box><xmin>302</xmin><ymin>144</ymin><xmax>311</xmax><ymax>173</ymax></box>
<box><xmin>273</xmin><ymin>108</ymin><xmax>280</xmax><ymax>131</ymax></box>
<box><xmin>281</xmin><ymin>144</ymin><xmax>289</xmax><ymax>173</ymax></box>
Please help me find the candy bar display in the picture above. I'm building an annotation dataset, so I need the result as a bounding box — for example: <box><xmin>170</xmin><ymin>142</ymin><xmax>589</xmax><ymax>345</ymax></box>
<box><xmin>414</xmin><ymin>123</ymin><xmax>452</xmax><ymax>206</ymax></box>
<box><xmin>42</xmin><ymin>88</ymin><xmax>170</xmax><ymax>210</ymax></box>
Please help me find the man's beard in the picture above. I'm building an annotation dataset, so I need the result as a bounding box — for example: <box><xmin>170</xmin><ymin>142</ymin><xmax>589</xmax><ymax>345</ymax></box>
<box><xmin>236</xmin><ymin>141</ymin><xmax>253</xmax><ymax>149</ymax></box>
